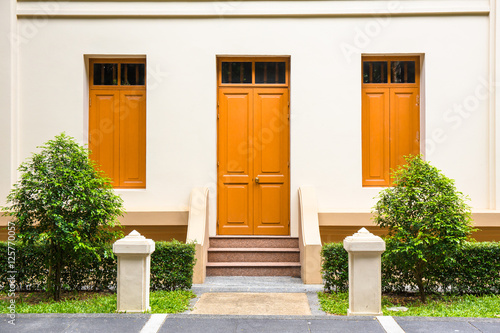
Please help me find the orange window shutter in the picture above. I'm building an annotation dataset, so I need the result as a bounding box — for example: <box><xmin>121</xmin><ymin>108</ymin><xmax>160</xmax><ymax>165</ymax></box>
<box><xmin>362</xmin><ymin>88</ymin><xmax>390</xmax><ymax>186</ymax></box>
<box><xmin>89</xmin><ymin>90</ymin><xmax>120</xmax><ymax>187</ymax></box>
<box><xmin>389</xmin><ymin>88</ymin><xmax>420</xmax><ymax>173</ymax></box>
<box><xmin>118</xmin><ymin>90</ymin><xmax>146</xmax><ymax>188</ymax></box>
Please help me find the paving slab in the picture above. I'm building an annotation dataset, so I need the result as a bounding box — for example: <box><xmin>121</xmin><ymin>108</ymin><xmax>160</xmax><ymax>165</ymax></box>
<box><xmin>235</xmin><ymin>318</ymin><xmax>310</xmax><ymax>332</ymax></box>
<box><xmin>469</xmin><ymin>320</ymin><xmax>500</xmax><ymax>333</ymax></box>
<box><xmin>1</xmin><ymin>316</ymin><xmax>76</xmax><ymax>333</ymax></box>
<box><xmin>162</xmin><ymin>315</ymin><xmax>386</xmax><ymax>333</ymax></box>
<box><xmin>162</xmin><ymin>317</ymin><xmax>311</xmax><ymax>333</ymax></box>
<box><xmin>159</xmin><ymin>317</ymin><xmax>237</xmax><ymax>333</ymax></box>
<box><xmin>395</xmin><ymin>317</ymin><xmax>481</xmax><ymax>333</ymax></box>
<box><xmin>191</xmin><ymin>292</ymin><xmax>311</xmax><ymax>315</ymax></box>
<box><xmin>309</xmin><ymin>317</ymin><xmax>386</xmax><ymax>333</ymax></box>
<box><xmin>0</xmin><ymin>314</ymin><xmax>150</xmax><ymax>333</ymax></box>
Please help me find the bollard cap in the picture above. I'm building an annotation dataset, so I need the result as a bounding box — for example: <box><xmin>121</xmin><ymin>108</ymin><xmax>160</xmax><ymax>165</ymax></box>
<box><xmin>113</xmin><ymin>230</ymin><xmax>155</xmax><ymax>255</ymax></box>
<box><xmin>343</xmin><ymin>228</ymin><xmax>385</xmax><ymax>252</ymax></box>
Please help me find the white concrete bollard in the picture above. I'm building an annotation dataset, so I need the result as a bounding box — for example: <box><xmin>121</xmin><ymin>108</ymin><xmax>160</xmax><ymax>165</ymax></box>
<box><xmin>343</xmin><ymin>227</ymin><xmax>385</xmax><ymax>316</ymax></box>
<box><xmin>113</xmin><ymin>230</ymin><xmax>155</xmax><ymax>312</ymax></box>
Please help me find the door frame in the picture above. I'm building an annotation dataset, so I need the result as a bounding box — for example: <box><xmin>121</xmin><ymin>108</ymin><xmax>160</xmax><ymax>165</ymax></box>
<box><xmin>216</xmin><ymin>56</ymin><xmax>291</xmax><ymax>235</ymax></box>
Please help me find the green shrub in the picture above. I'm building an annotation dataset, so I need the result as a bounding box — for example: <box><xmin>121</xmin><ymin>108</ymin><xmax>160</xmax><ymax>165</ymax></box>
<box><xmin>373</xmin><ymin>155</ymin><xmax>474</xmax><ymax>301</ymax></box>
<box><xmin>321</xmin><ymin>241</ymin><xmax>500</xmax><ymax>295</ymax></box>
<box><xmin>0</xmin><ymin>242</ymin><xmax>115</xmax><ymax>292</ymax></box>
<box><xmin>321</xmin><ymin>243</ymin><xmax>348</xmax><ymax>292</ymax></box>
<box><xmin>381</xmin><ymin>241</ymin><xmax>420</xmax><ymax>293</ymax></box>
<box><xmin>2</xmin><ymin>133</ymin><xmax>124</xmax><ymax>300</ymax></box>
<box><xmin>435</xmin><ymin>242</ymin><xmax>500</xmax><ymax>295</ymax></box>
<box><xmin>60</xmin><ymin>244</ymin><xmax>117</xmax><ymax>291</ymax></box>
<box><xmin>151</xmin><ymin>240</ymin><xmax>196</xmax><ymax>291</ymax></box>
<box><xmin>0</xmin><ymin>241</ymin><xmax>48</xmax><ymax>291</ymax></box>
<box><xmin>0</xmin><ymin>240</ymin><xmax>195</xmax><ymax>293</ymax></box>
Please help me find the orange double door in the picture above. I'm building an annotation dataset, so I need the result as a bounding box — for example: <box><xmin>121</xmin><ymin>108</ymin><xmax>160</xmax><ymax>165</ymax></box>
<box><xmin>217</xmin><ymin>87</ymin><xmax>290</xmax><ymax>235</ymax></box>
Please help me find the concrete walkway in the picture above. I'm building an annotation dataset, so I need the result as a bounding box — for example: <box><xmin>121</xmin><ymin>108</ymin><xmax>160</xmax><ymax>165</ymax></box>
<box><xmin>2</xmin><ymin>313</ymin><xmax>500</xmax><ymax>333</ymax></box>
<box><xmin>190</xmin><ymin>276</ymin><xmax>325</xmax><ymax>316</ymax></box>
<box><xmin>2</xmin><ymin>277</ymin><xmax>500</xmax><ymax>332</ymax></box>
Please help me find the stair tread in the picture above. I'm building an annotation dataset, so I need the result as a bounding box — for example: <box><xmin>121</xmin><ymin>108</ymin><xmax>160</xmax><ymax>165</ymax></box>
<box><xmin>210</xmin><ymin>236</ymin><xmax>298</xmax><ymax>239</ymax></box>
<box><xmin>207</xmin><ymin>262</ymin><xmax>301</xmax><ymax>267</ymax></box>
<box><xmin>208</xmin><ymin>247</ymin><xmax>299</xmax><ymax>252</ymax></box>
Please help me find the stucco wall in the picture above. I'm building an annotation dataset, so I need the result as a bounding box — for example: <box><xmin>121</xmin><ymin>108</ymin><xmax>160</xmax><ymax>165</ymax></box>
<box><xmin>4</xmin><ymin>1</ymin><xmax>493</xmax><ymax>237</ymax></box>
<box><xmin>0</xmin><ymin>0</ymin><xmax>15</xmax><ymax>207</ymax></box>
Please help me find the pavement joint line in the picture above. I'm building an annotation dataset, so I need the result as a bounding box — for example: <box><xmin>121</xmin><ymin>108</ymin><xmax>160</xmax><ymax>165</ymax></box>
<box><xmin>140</xmin><ymin>313</ymin><xmax>168</xmax><ymax>333</ymax></box>
<box><xmin>377</xmin><ymin>316</ymin><xmax>406</xmax><ymax>333</ymax></box>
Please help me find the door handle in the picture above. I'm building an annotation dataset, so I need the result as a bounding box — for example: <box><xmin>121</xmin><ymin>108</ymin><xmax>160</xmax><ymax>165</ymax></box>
<box><xmin>255</xmin><ymin>177</ymin><xmax>260</xmax><ymax>183</ymax></box>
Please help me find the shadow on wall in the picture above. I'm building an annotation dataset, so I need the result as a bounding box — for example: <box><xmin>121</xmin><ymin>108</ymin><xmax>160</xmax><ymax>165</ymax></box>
<box><xmin>319</xmin><ymin>226</ymin><xmax>500</xmax><ymax>244</ymax></box>
<box><xmin>120</xmin><ymin>226</ymin><xmax>187</xmax><ymax>243</ymax></box>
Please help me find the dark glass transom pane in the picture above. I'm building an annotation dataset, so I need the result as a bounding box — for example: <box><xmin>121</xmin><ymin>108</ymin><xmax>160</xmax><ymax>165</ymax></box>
<box><xmin>93</xmin><ymin>64</ymin><xmax>118</xmax><ymax>85</ymax></box>
<box><xmin>121</xmin><ymin>63</ymin><xmax>145</xmax><ymax>86</ymax></box>
<box><xmin>255</xmin><ymin>62</ymin><xmax>286</xmax><ymax>84</ymax></box>
<box><xmin>363</xmin><ymin>61</ymin><xmax>388</xmax><ymax>84</ymax></box>
<box><xmin>391</xmin><ymin>61</ymin><xmax>415</xmax><ymax>83</ymax></box>
<box><xmin>221</xmin><ymin>62</ymin><xmax>252</xmax><ymax>84</ymax></box>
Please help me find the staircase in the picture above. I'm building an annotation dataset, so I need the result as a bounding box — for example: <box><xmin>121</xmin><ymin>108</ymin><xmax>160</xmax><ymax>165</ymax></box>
<box><xmin>206</xmin><ymin>236</ymin><xmax>301</xmax><ymax>277</ymax></box>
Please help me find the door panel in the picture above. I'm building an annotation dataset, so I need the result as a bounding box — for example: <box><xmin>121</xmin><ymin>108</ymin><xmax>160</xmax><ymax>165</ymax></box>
<box><xmin>219</xmin><ymin>184</ymin><xmax>252</xmax><ymax>234</ymax></box>
<box><xmin>89</xmin><ymin>90</ymin><xmax>120</xmax><ymax>187</ymax></box>
<box><xmin>218</xmin><ymin>88</ymin><xmax>253</xmax><ymax>235</ymax></box>
<box><xmin>259</xmin><ymin>185</ymin><xmax>282</xmax><ymax>223</ymax></box>
<box><xmin>226</xmin><ymin>185</ymin><xmax>249</xmax><ymax>223</ymax></box>
<box><xmin>218</xmin><ymin>87</ymin><xmax>289</xmax><ymax>235</ymax></box>
<box><xmin>258</xmin><ymin>92</ymin><xmax>283</xmax><ymax>173</ymax></box>
<box><xmin>390</xmin><ymin>88</ymin><xmax>420</xmax><ymax>172</ymax></box>
<box><xmin>253</xmin><ymin>89</ymin><xmax>289</xmax><ymax>235</ymax></box>
<box><xmin>119</xmin><ymin>90</ymin><xmax>146</xmax><ymax>188</ymax></box>
<box><xmin>226</xmin><ymin>93</ymin><xmax>251</xmax><ymax>173</ymax></box>
<box><xmin>362</xmin><ymin>88</ymin><xmax>390</xmax><ymax>186</ymax></box>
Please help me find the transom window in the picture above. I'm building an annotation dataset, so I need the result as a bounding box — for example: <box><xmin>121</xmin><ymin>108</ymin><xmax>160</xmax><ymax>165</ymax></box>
<box><xmin>363</xmin><ymin>60</ymin><xmax>416</xmax><ymax>84</ymax></box>
<box><xmin>218</xmin><ymin>58</ymin><xmax>289</xmax><ymax>86</ymax></box>
<box><xmin>221</xmin><ymin>62</ymin><xmax>252</xmax><ymax>84</ymax></box>
<box><xmin>91</xmin><ymin>60</ymin><xmax>145</xmax><ymax>87</ymax></box>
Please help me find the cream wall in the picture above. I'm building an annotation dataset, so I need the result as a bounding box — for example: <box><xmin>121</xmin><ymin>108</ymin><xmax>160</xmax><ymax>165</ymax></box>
<box><xmin>5</xmin><ymin>1</ymin><xmax>494</xmax><ymax>236</ymax></box>
<box><xmin>0</xmin><ymin>0</ymin><xmax>15</xmax><ymax>206</ymax></box>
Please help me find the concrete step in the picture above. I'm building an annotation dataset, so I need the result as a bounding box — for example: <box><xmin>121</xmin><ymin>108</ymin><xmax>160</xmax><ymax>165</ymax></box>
<box><xmin>208</xmin><ymin>247</ymin><xmax>300</xmax><ymax>263</ymax></box>
<box><xmin>191</xmin><ymin>276</ymin><xmax>324</xmax><ymax>293</ymax></box>
<box><xmin>206</xmin><ymin>262</ymin><xmax>301</xmax><ymax>277</ymax></box>
<box><xmin>209</xmin><ymin>236</ymin><xmax>299</xmax><ymax>249</ymax></box>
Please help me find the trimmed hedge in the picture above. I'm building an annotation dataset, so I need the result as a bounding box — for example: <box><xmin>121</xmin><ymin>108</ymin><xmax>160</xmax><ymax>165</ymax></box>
<box><xmin>322</xmin><ymin>241</ymin><xmax>500</xmax><ymax>295</ymax></box>
<box><xmin>0</xmin><ymin>240</ymin><xmax>195</xmax><ymax>292</ymax></box>
<box><xmin>437</xmin><ymin>242</ymin><xmax>500</xmax><ymax>294</ymax></box>
<box><xmin>321</xmin><ymin>243</ymin><xmax>348</xmax><ymax>292</ymax></box>
<box><xmin>151</xmin><ymin>240</ymin><xmax>196</xmax><ymax>291</ymax></box>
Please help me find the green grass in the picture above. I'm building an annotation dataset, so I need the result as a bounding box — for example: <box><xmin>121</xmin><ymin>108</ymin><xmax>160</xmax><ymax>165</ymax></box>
<box><xmin>0</xmin><ymin>290</ymin><xmax>195</xmax><ymax>314</ymax></box>
<box><xmin>318</xmin><ymin>292</ymin><xmax>500</xmax><ymax>318</ymax></box>
<box><xmin>317</xmin><ymin>291</ymin><xmax>349</xmax><ymax>315</ymax></box>
<box><xmin>150</xmin><ymin>290</ymin><xmax>195</xmax><ymax>314</ymax></box>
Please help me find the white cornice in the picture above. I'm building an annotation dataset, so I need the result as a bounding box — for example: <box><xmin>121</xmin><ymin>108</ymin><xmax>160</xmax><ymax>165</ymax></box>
<box><xmin>17</xmin><ymin>1</ymin><xmax>490</xmax><ymax>18</ymax></box>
